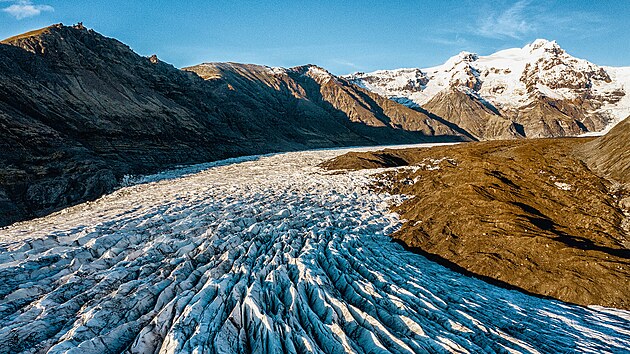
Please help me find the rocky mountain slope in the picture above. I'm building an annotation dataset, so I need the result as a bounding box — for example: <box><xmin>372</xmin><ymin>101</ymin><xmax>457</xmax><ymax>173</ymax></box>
<box><xmin>347</xmin><ymin>40</ymin><xmax>630</xmax><ymax>140</ymax></box>
<box><xmin>0</xmin><ymin>24</ymin><xmax>465</xmax><ymax>227</ymax></box>
<box><xmin>581</xmin><ymin>115</ymin><xmax>630</xmax><ymax>185</ymax></box>
<box><xmin>184</xmin><ymin>62</ymin><xmax>465</xmax><ymax>140</ymax></box>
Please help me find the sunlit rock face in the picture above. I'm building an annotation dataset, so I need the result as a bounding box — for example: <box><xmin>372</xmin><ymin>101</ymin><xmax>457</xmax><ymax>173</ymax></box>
<box><xmin>1</xmin><ymin>145</ymin><xmax>628</xmax><ymax>353</ymax></box>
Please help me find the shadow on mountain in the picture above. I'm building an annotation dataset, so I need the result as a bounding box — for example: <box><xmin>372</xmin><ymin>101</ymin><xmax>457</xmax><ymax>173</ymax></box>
<box><xmin>412</xmin><ymin>106</ymin><xmax>478</xmax><ymax>141</ymax></box>
<box><xmin>0</xmin><ymin>24</ymin><xmax>467</xmax><ymax>226</ymax></box>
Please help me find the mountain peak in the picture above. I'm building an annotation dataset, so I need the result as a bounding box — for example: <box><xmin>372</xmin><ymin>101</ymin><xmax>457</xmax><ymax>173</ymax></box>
<box><xmin>526</xmin><ymin>38</ymin><xmax>561</xmax><ymax>53</ymax></box>
<box><xmin>1</xmin><ymin>22</ymin><xmax>139</xmax><ymax>65</ymax></box>
<box><xmin>457</xmin><ymin>51</ymin><xmax>479</xmax><ymax>60</ymax></box>
<box><xmin>1</xmin><ymin>23</ymin><xmax>89</xmax><ymax>44</ymax></box>
<box><xmin>290</xmin><ymin>64</ymin><xmax>329</xmax><ymax>73</ymax></box>
<box><xmin>444</xmin><ymin>51</ymin><xmax>479</xmax><ymax>68</ymax></box>
<box><xmin>347</xmin><ymin>37</ymin><xmax>629</xmax><ymax>138</ymax></box>
<box><xmin>289</xmin><ymin>64</ymin><xmax>335</xmax><ymax>82</ymax></box>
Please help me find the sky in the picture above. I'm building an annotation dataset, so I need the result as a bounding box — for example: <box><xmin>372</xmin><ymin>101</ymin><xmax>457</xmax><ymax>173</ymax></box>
<box><xmin>1</xmin><ymin>0</ymin><xmax>628</xmax><ymax>74</ymax></box>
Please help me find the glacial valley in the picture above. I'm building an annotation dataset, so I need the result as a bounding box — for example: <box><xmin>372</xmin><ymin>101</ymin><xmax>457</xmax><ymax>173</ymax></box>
<box><xmin>1</xmin><ymin>145</ymin><xmax>628</xmax><ymax>353</ymax></box>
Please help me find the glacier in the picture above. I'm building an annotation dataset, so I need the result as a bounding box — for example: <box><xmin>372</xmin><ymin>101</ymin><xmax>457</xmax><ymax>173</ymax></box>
<box><xmin>0</xmin><ymin>145</ymin><xmax>628</xmax><ymax>353</ymax></box>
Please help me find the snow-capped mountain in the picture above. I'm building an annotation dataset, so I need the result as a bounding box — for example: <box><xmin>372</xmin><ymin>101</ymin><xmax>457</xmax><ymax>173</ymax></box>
<box><xmin>346</xmin><ymin>40</ymin><xmax>630</xmax><ymax>139</ymax></box>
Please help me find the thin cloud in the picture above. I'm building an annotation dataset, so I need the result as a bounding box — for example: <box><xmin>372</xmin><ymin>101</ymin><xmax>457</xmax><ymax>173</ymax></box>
<box><xmin>330</xmin><ymin>59</ymin><xmax>360</xmax><ymax>69</ymax></box>
<box><xmin>425</xmin><ymin>35</ymin><xmax>471</xmax><ymax>47</ymax></box>
<box><xmin>2</xmin><ymin>0</ymin><xmax>53</xmax><ymax>20</ymax></box>
<box><xmin>476</xmin><ymin>0</ymin><xmax>535</xmax><ymax>39</ymax></box>
<box><xmin>473</xmin><ymin>0</ymin><xmax>605</xmax><ymax>40</ymax></box>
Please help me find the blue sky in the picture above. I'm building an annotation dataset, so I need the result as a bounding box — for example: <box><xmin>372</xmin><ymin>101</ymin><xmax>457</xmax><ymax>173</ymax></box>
<box><xmin>1</xmin><ymin>0</ymin><xmax>628</xmax><ymax>74</ymax></box>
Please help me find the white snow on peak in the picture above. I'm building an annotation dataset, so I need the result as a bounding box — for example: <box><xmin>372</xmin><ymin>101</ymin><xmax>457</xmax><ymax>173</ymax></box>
<box><xmin>306</xmin><ymin>65</ymin><xmax>332</xmax><ymax>78</ymax></box>
<box><xmin>291</xmin><ymin>64</ymin><xmax>336</xmax><ymax>84</ymax></box>
<box><xmin>526</xmin><ymin>38</ymin><xmax>560</xmax><ymax>52</ymax></box>
<box><xmin>443</xmin><ymin>51</ymin><xmax>479</xmax><ymax>67</ymax></box>
<box><xmin>269</xmin><ymin>66</ymin><xmax>288</xmax><ymax>76</ymax></box>
<box><xmin>0</xmin><ymin>145</ymin><xmax>629</xmax><ymax>353</ymax></box>
<box><xmin>346</xmin><ymin>68</ymin><xmax>429</xmax><ymax>106</ymax></box>
<box><xmin>584</xmin><ymin>66</ymin><xmax>630</xmax><ymax>135</ymax></box>
<box><xmin>345</xmin><ymin>41</ymin><xmax>630</xmax><ymax>133</ymax></box>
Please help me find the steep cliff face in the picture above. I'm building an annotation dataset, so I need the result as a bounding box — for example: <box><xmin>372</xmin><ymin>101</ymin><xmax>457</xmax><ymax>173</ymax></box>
<box><xmin>347</xmin><ymin>40</ymin><xmax>630</xmax><ymax>140</ymax></box>
<box><xmin>0</xmin><ymin>24</ymin><xmax>466</xmax><ymax>226</ymax></box>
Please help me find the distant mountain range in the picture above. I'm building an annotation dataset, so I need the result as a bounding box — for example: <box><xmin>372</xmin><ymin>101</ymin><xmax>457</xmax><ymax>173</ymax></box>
<box><xmin>0</xmin><ymin>23</ymin><xmax>628</xmax><ymax>225</ymax></box>
<box><xmin>347</xmin><ymin>40</ymin><xmax>630</xmax><ymax>140</ymax></box>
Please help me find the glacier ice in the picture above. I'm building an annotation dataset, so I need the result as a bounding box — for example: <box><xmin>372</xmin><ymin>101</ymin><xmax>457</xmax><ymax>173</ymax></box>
<box><xmin>0</xmin><ymin>145</ymin><xmax>629</xmax><ymax>353</ymax></box>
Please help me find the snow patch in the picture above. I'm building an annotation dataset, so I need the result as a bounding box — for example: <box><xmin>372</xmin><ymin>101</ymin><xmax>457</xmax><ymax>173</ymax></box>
<box><xmin>554</xmin><ymin>182</ymin><xmax>572</xmax><ymax>191</ymax></box>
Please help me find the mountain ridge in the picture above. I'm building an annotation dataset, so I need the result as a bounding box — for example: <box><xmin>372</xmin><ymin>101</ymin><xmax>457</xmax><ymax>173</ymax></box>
<box><xmin>347</xmin><ymin>39</ymin><xmax>630</xmax><ymax>139</ymax></box>
<box><xmin>0</xmin><ymin>24</ymin><xmax>465</xmax><ymax>226</ymax></box>
<box><xmin>1</xmin><ymin>24</ymin><xmax>628</xmax><ymax>226</ymax></box>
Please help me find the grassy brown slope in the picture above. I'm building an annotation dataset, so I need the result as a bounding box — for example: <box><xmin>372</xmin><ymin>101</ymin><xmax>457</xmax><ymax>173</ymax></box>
<box><xmin>322</xmin><ymin>139</ymin><xmax>630</xmax><ymax>309</ymax></box>
<box><xmin>580</xmin><ymin>116</ymin><xmax>630</xmax><ymax>185</ymax></box>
